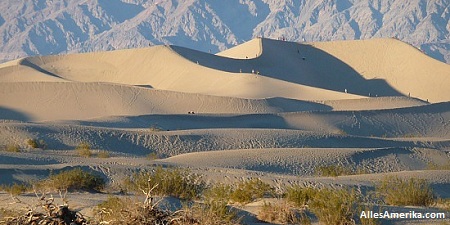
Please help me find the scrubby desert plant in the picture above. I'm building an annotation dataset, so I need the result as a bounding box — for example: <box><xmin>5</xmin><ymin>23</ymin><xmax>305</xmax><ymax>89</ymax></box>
<box><xmin>96</xmin><ymin>150</ymin><xmax>110</xmax><ymax>158</ymax></box>
<box><xmin>178</xmin><ymin>201</ymin><xmax>240</xmax><ymax>225</ymax></box>
<box><xmin>5</xmin><ymin>144</ymin><xmax>20</xmax><ymax>153</ymax></box>
<box><xmin>202</xmin><ymin>183</ymin><xmax>237</xmax><ymax>222</ymax></box>
<box><xmin>126</xmin><ymin>166</ymin><xmax>205</xmax><ymax>200</ymax></box>
<box><xmin>230</xmin><ymin>178</ymin><xmax>274</xmax><ymax>204</ymax></box>
<box><xmin>0</xmin><ymin>207</ymin><xmax>23</xmax><ymax>223</ymax></box>
<box><xmin>436</xmin><ymin>198</ymin><xmax>450</xmax><ymax>211</ymax></box>
<box><xmin>76</xmin><ymin>142</ymin><xmax>92</xmax><ymax>157</ymax></box>
<box><xmin>204</xmin><ymin>183</ymin><xmax>232</xmax><ymax>203</ymax></box>
<box><xmin>37</xmin><ymin>168</ymin><xmax>105</xmax><ymax>192</ymax></box>
<box><xmin>308</xmin><ymin>188</ymin><xmax>360</xmax><ymax>225</ymax></box>
<box><xmin>315</xmin><ymin>165</ymin><xmax>352</xmax><ymax>177</ymax></box>
<box><xmin>376</xmin><ymin>176</ymin><xmax>434</xmax><ymax>206</ymax></box>
<box><xmin>26</xmin><ymin>138</ymin><xmax>39</xmax><ymax>148</ymax></box>
<box><xmin>149</xmin><ymin>124</ymin><xmax>163</xmax><ymax>131</ymax></box>
<box><xmin>1</xmin><ymin>183</ymin><xmax>30</xmax><ymax>196</ymax></box>
<box><xmin>258</xmin><ymin>201</ymin><xmax>309</xmax><ymax>224</ymax></box>
<box><xmin>285</xmin><ymin>186</ymin><xmax>317</xmax><ymax>207</ymax></box>
<box><xmin>94</xmin><ymin>196</ymin><xmax>131</xmax><ymax>223</ymax></box>
<box><xmin>26</xmin><ymin>138</ymin><xmax>47</xmax><ymax>149</ymax></box>
<box><xmin>146</xmin><ymin>152</ymin><xmax>160</xmax><ymax>160</ymax></box>
<box><xmin>2</xmin><ymin>193</ymin><xmax>87</xmax><ymax>224</ymax></box>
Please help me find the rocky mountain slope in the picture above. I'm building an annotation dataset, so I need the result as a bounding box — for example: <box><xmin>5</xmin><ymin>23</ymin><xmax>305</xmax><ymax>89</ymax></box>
<box><xmin>0</xmin><ymin>0</ymin><xmax>449</xmax><ymax>63</ymax></box>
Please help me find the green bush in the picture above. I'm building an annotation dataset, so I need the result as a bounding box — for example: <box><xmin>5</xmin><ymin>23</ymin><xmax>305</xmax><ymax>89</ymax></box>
<box><xmin>204</xmin><ymin>183</ymin><xmax>232</xmax><ymax>203</ymax></box>
<box><xmin>5</xmin><ymin>144</ymin><xmax>20</xmax><ymax>152</ymax></box>
<box><xmin>376</xmin><ymin>176</ymin><xmax>434</xmax><ymax>206</ymax></box>
<box><xmin>258</xmin><ymin>201</ymin><xmax>308</xmax><ymax>224</ymax></box>
<box><xmin>26</xmin><ymin>139</ymin><xmax>47</xmax><ymax>149</ymax></box>
<box><xmin>94</xmin><ymin>196</ymin><xmax>130</xmax><ymax>222</ymax></box>
<box><xmin>38</xmin><ymin>168</ymin><xmax>105</xmax><ymax>192</ymax></box>
<box><xmin>286</xmin><ymin>186</ymin><xmax>317</xmax><ymax>207</ymax></box>
<box><xmin>230</xmin><ymin>178</ymin><xmax>274</xmax><ymax>204</ymax></box>
<box><xmin>146</xmin><ymin>152</ymin><xmax>160</xmax><ymax>160</ymax></box>
<box><xmin>126</xmin><ymin>167</ymin><xmax>205</xmax><ymax>200</ymax></box>
<box><xmin>76</xmin><ymin>142</ymin><xmax>91</xmax><ymax>150</ymax></box>
<box><xmin>149</xmin><ymin>124</ymin><xmax>163</xmax><ymax>131</ymax></box>
<box><xmin>96</xmin><ymin>150</ymin><xmax>110</xmax><ymax>158</ymax></box>
<box><xmin>94</xmin><ymin>195</ymin><xmax>240</xmax><ymax>225</ymax></box>
<box><xmin>1</xmin><ymin>183</ymin><xmax>30</xmax><ymax>196</ymax></box>
<box><xmin>315</xmin><ymin>165</ymin><xmax>352</xmax><ymax>177</ymax></box>
<box><xmin>26</xmin><ymin>139</ymin><xmax>39</xmax><ymax>148</ymax></box>
<box><xmin>76</xmin><ymin>142</ymin><xmax>92</xmax><ymax>157</ymax></box>
<box><xmin>308</xmin><ymin>188</ymin><xmax>360</xmax><ymax>225</ymax></box>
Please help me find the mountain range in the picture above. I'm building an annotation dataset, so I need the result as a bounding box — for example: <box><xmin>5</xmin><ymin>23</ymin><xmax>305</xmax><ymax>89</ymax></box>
<box><xmin>0</xmin><ymin>0</ymin><xmax>449</xmax><ymax>63</ymax></box>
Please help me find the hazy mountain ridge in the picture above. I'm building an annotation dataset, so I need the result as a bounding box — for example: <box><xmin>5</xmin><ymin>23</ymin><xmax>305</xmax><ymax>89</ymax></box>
<box><xmin>0</xmin><ymin>0</ymin><xmax>449</xmax><ymax>63</ymax></box>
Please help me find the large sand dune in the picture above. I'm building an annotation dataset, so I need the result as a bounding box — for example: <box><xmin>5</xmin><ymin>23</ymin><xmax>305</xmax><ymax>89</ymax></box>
<box><xmin>0</xmin><ymin>38</ymin><xmax>449</xmax><ymax>224</ymax></box>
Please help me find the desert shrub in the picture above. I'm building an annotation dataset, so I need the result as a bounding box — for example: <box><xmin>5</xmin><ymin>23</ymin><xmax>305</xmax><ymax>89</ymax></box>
<box><xmin>376</xmin><ymin>176</ymin><xmax>434</xmax><ymax>206</ymax></box>
<box><xmin>230</xmin><ymin>178</ymin><xmax>274</xmax><ymax>204</ymax></box>
<box><xmin>5</xmin><ymin>144</ymin><xmax>20</xmax><ymax>153</ymax></box>
<box><xmin>1</xmin><ymin>183</ymin><xmax>30</xmax><ymax>196</ymax></box>
<box><xmin>26</xmin><ymin>138</ymin><xmax>47</xmax><ymax>149</ymax></box>
<box><xmin>202</xmin><ymin>183</ymin><xmax>237</xmax><ymax>222</ymax></box>
<box><xmin>94</xmin><ymin>196</ymin><xmax>240</xmax><ymax>225</ymax></box>
<box><xmin>77</xmin><ymin>148</ymin><xmax>92</xmax><ymax>157</ymax></box>
<box><xmin>94</xmin><ymin>196</ymin><xmax>131</xmax><ymax>223</ymax></box>
<box><xmin>126</xmin><ymin>166</ymin><xmax>205</xmax><ymax>200</ymax></box>
<box><xmin>146</xmin><ymin>152</ymin><xmax>160</xmax><ymax>160</ymax></box>
<box><xmin>179</xmin><ymin>202</ymin><xmax>240</xmax><ymax>225</ymax></box>
<box><xmin>308</xmin><ymin>188</ymin><xmax>360</xmax><ymax>225</ymax></box>
<box><xmin>26</xmin><ymin>139</ymin><xmax>39</xmax><ymax>148</ymax></box>
<box><xmin>286</xmin><ymin>186</ymin><xmax>317</xmax><ymax>207</ymax></box>
<box><xmin>0</xmin><ymin>207</ymin><xmax>23</xmax><ymax>222</ymax></box>
<box><xmin>96</xmin><ymin>150</ymin><xmax>110</xmax><ymax>158</ymax></box>
<box><xmin>149</xmin><ymin>124</ymin><xmax>163</xmax><ymax>131</ymax></box>
<box><xmin>258</xmin><ymin>201</ymin><xmax>309</xmax><ymax>224</ymax></box>
<box><xmin>2</xmin><ymin>194</ymin><xmax>87</xmax><ymax>224</ymax></box>
<box><xmin>37</xmin><ymin>168</ymin><xmax>105</xmax><ymax>192</ymax></box>
<box><xmin>436</xmin><ymin>198</ymin><xmax>450</xmax><ymax>211</ymax></box>
<box><xmin>315</xmin><ymin>165</ymin><xmax>352</xmax><ymax>177</ymax></box>
<box><xmin>76</xmin><ymin>142</ymin><xmax>92</xmax><ymax>157</ymax></box>
<box><xmin>204</xmin><ymin>183</ymin><xmax>232</xmax><ymax>203</ymax></box>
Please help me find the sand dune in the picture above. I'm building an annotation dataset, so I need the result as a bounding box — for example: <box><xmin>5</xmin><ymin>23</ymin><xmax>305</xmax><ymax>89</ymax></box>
<box><xmin>312</xmin><ymin>38</ymin><xmax>450</xmax><ymax>103</ymax></box>
<box><xmin>3</xmin><ymin>38</ymin><xmax>447</xmax><ymax>103</ymax></box>
<box><xmin>1</xmin><ymin>38</ymin><xmax>449</xmax><ymax>224</ymax></box>
<box><xmin>0</xmin><ymin>82</ymin><xmax>340</xmax><ymax>121</ymax></box>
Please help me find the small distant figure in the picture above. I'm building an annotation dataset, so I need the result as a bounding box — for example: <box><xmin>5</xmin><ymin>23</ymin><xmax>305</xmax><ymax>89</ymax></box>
<box><xmin>408</xmin><ymin>92</ymin><xmax>410</xmax><ymax>97</ymax></box>
<box><xmin>344</xmin><ymin>89</ymin><xmax>348</xmax><ymax>93</ymax></box>
<box><xmin>239</xmin><ymin>69</ymin><xmax>242</xmax><ymax>73</ymax></box>
<box><xmin>256</xmin><ymin>71</ymin><xmax>260</xmax><ymax>75</ymax></box>
<box><xmin>252</xmin><ymin>69</ymin><xmax>255</xmax><ymax>74</ymax></box>
<box><xmin>246</xmin><ymin>56</ymin><xmax>248</xmax><ymax>59</ymax></box>
<box><xmin>196</xmin><ymin>61</ymin><xmax>199</xmax><ymax>64</ymax></box>
<box><xmin>302</xmin><ymin>57</ymin><xmax>306</xmax><ymax>60</ymax></box>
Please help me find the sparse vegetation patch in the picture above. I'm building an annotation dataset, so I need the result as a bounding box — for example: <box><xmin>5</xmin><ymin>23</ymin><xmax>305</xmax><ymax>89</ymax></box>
<box><xmin>36</xmin><ymin>168</ymin><xmax>105</xmax><ymax>192</ymax></box>
<box><xmin>376</xmin><ymin>176</ymin><xmax>434</xmax><ymax>206</ymax></box>
<box><xmin>125</xmin><ymin>166</ymin><xmax>205</xmax><ymax>200</ymax></box>
<box><xmin>229</xmin><ymin>178</ymin><xmax>274</xmax><ymax>204</ymax></box>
